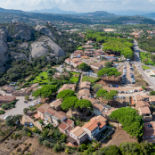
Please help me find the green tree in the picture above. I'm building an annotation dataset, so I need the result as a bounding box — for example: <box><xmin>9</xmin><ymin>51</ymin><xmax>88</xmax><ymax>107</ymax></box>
<box><xmin>75</xmin><ymin>99</ymin><xmax>92</xmax><ymax>109</ymax></box>
<box><xmin>32</xmin><ymin>85</ymin><xmax>57</xmax><ymax>98</ymax></box>
<box><xmin>78</xmin><ymin>63</ymin><xmax>91</xmax><ymax>71</ymax></box>
<box><xmin>98</xmin><ymin>145</ymin><xmax>121</xmax><ymax>155</ymax></box>
<box><xmin>57</xmin><ymin>89</ymin><xmax>75</xmax><ymax>100</ymax></box>
<box><xmin>61</xmin><ymin>96</ymin><xmax>78</xmax><ymax>111</ymax></box>
<box><xmin>110</xmin><ymin>107</ymin><xmax>143</xmax><ymax>139</ymax></box>
<box><xmin>97</xmin><ymin>68</ymin><xmax>121</xmax><ymax>77</ymax></box>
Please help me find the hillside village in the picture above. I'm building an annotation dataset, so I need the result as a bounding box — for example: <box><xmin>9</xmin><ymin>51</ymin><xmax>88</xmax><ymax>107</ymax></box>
<box><xmin>0</xmin><ymin>30</ymin><xmax>155</xmax><ymax>155</ymax></box>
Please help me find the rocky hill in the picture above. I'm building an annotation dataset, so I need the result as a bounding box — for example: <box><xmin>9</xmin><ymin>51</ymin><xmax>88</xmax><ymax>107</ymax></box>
<box><xmin>0</xmin><ymin>22</ymin><xmax>80</xmax><ymax>84</ymax></box>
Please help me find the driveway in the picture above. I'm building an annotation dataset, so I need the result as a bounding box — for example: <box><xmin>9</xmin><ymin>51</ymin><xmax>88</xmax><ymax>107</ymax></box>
<box><xmin>0</xmin><ymin>96</ymin><xmax>40</xmax><ymax>120</ymax></box>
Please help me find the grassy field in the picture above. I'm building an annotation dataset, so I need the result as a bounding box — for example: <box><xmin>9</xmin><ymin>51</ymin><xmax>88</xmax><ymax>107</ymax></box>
<box><xmin>82</xmin><ymin>76</ymin><xmax>99</xmax><ymax>83</ymax></box>
<box><xmin>32</xmin><ymin>72</ymin><xmax>50</xmax><ymax>84</ymax></box>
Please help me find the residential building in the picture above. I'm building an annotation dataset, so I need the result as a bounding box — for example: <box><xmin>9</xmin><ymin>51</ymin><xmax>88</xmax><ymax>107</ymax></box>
<box><xmin>138</xmin><ymin>106</ymin><xmax>152</xmax><ymax>121</ymax></box>
<box><xmin>58</xmin><ymin>119</ymin><xmax>75</xmax><ymax>135</ymax></box>
<box><xmin>37</xmin><ymin>104</ymin><xmax>67</xmax><ymax>126</ymax></box>
<box><xmin>69</xmin><ymin>126</ymin><xmax>88</xmax><ymax>145</ymax></box>
<box><xmin>58</xmin><ymin>84</ymin><xmax>76</xmax><ymax>93</ymax></box>
<box><xmin>83</xmin><ymin>115</ymin><xmax>107</xmax><ymax>140</ymax></box>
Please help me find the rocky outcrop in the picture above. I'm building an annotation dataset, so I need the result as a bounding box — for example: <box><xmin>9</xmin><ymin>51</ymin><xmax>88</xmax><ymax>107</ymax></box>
<box><xmin>35</xmin><ymin>25</ymin><xmax>55</xmax><ymax>40</ymax></box>
<box><xmin>0</xmin><ymin>28</ymin><xmax>8</xmax><ymax>73</ymax></box>
<box><xmin>8</xmin><ymin>23</ymin><xmax>34</xmax><ymax>41</ymax></box>
<box><xmin>31</xmin><ymin>36</ymin><xmax>65</xmax><ymax>58</ymax></box>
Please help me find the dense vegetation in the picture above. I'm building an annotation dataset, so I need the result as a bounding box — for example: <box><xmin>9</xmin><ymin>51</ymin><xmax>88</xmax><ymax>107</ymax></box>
<box><xmin>57</xmin><ymin>90</ymin><xmax>92</xmax><ymax>111</ymax></box>
<box><xmin>78</xmin><ymin>63</ymin><xmax>91</xmax><ymax>71</ymax></box>
<box><xmin>140</xmin><ymin>52</ymin><xmax>155</xmax><ymax>66</ymax></box>
<box><xmin>103</xmin><ymin>38</ymin><xmax>133</xmax><ymax>59</ymax></box>
<box><xmin>1</xmin><ymin>100</ymin><xmax>17</xmax><ymax>110</ymax></box>
<box><xmin>32</xmin><ymin>85</ymin><xmax>58</xmax><ymax>98</ymax></box>
<box><xmin>96</xmin><ymin>89</ymin><xmax>118</xmax><ymax>100</ymax></box>
<box><xmin>57</xmin><ymin>90</ymin><xmax>75</xmax><ymax>100</ymax></box>
<box><xmin>150</xmin><ymin>91</ymin><xmax>155</xmax><ymax>96</ymax></box>
<box><xmin>86</xmin><ymin>32</ymin><xmax>133</xmax><ymax>59</ymax></box>
<box><xmin>97</xmin><ymin>67</ymin><xmax>121</xmax><ymax>77</ymax></box>
<box><xmin>138</xmin><ymin>35</ymin><xmax>155</xmax><ymax>53</ymax></box>
<box><xmin>94</xmin><ymin>142</ymin><xmax>155</xmax><ymax>155</ymax></box>
<box><xmin>110</xmin><ymin>107</ymin><xmax>143</xmax><ymax>140</ymax></box>
<box><xmin>39</xmin><ymin>124</ymin><xmax>66</xmax><ymax>152</ymax></box>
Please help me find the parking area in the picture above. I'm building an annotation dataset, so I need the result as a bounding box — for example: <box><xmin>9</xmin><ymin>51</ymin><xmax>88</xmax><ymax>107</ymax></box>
<box><xmin>0</xmin><ymin>96</ymin><xmax>40</xmax><ymax>120</ymax></box>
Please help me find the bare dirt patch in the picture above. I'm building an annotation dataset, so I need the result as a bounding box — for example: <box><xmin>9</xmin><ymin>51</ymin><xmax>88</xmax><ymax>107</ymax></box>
<box><xmin>11</xmin><ymin>137</ymin><xmax>66</xmax><ymax>155</ymax></box>
<box><xmin>103</xmin><ymin>126</ymin><xmax>137</xmax><ymax>147</ymax></box>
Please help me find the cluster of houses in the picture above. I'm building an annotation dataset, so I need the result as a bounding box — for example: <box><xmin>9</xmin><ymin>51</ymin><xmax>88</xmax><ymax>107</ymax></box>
<box><xmin>64</xmin><ymin>40</ymin><xmax>116</xmax><ymax>71</ymax></box>
<box><xmin>36</xmin><ymin>102</ymin><xmax>108</xmax><ymax>145</ymax></box>
<box><xmin>132</xmin><ymin>94</ymin><xmax>155</xmax><ymax>142</ymax></box>
<box><xmin>21</xmin><ymin>81</ymin><xmax>115</xmax><ymax>146</ymax></box>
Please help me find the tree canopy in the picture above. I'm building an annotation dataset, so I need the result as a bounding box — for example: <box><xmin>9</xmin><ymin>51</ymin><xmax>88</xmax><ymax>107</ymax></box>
<box><xmin>57</xmin><ymin>89</ymin><xmax>75</xmax><ymax>100</ymax></box>
<box><xmin>96</xmin><ymin>89</ymin><xmax>118</xmax><ymax>100</ymax></box>
<box><xmin>61</xmin><ymin>96</ymin><xmax>78</xmax><ymax>111</ymax></box>
<box><xmin>32</xmin><ymin>85</ymin><xmax>57</xmax><ymax>98</ymax></box>
<box><xmin>110</xmin><ymin>107</ymin><xmax>143</xmax><ymax>139</ymax></box>
<box><xmin>75</xmin><ymin>99</ymin><xmax>92</xmax><ymax>109</ymax></box>
<box><xmin>97</xmin><ymin>67</ymin><xmax>121</xmax><ymax>77</ymax></box>
<box><xmin>78</xmin><ymin>63</ymin><xmax>91</xmax><ymax>71</ymax></box>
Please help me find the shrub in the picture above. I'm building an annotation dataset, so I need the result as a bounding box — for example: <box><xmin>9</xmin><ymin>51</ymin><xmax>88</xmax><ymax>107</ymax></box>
<box><xmin>0</xmin><ymin>110</ymin><xmax>5</xmax><ymax>115</ymax></box>
<box><xmin>150</xmin><ymin>91</ymin><xmax>155</xmax><ymax>96</ymax></box>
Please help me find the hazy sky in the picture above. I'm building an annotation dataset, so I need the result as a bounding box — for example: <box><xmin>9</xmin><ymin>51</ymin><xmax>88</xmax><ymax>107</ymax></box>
<box><xmin>0</xmin><ymin>0</ymin><xmax>155</xmax><ymax>12</ymax></box>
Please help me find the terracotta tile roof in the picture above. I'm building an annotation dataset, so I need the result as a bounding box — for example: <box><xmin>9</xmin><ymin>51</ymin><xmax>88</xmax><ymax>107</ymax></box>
<box><xmin>37</xmin><ymin>104</ymin><xmax>50</xmax><ymax>113</ymax></box>
<box><xmin>59</xmin><ymin>122</ymin><xmax>68</xmax><ymax>130</ymax></box>
<box><xmin>83</xmin><ymin>115</ymin><xmax>106</xmax><ymax>132</ymax></box>
<box><xmin>58</xmin><ymin>119</ymin><xmax>74</xmax><ymax>132</ymax></box>
<box><xmin>150</xmin><ymin>96</ymin><xmax>155</xmax><ymax>102</ymax></box>
<box><xmin>70</xmin><ymin>126</ymin><xmax>86</xmax><ymax>137</ymax></box>
<box><xmin>47</xmin><ymin>108</ymin><xmax>66</xmax><ymax>120</ymax></box>
<box><xmin>139</xmin><ymin>106</ymin><xmax>151</xmax><ymax>115</ymax></box>
<box><xmin>136</xmin><ymin>101</ymin><xmax>150</xmax><ymax>108</ymax></box>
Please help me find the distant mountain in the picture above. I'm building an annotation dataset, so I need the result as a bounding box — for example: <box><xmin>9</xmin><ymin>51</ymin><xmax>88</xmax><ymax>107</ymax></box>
<box><xmin>34</xmin><ymin>7</ymin><xmax>77</xmax><ymax>15</ymax></box>
<box><xmin>143</xmin><ymin>13</ymin><xmax>155</xmax><ymax>19</ymax></box>
<box><xmin>0</xmin><ymin>7</ymin><xmax>23</xmax><ymax>14</ymax></box>
<box><xmin>80</xmin><ymin>11</ymin><xmax>116</xmax><ymax>18</ymax></box>
<box><xmin>0</xmin><ymin>7</ymin><xmax>154</xmax><ymax>25</ymax></box>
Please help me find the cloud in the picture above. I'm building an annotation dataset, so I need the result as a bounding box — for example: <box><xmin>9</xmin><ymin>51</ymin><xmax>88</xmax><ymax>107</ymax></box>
<box><xmin>0</xmin><ymin>0</ymin><xmax>154</xmax><ymax>12</ymax></box>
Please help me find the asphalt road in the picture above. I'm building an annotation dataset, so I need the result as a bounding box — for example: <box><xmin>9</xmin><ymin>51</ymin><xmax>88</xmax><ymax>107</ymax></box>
<box><xmin>133</xmin><ymin>40</ymin><xmax>155</xmax><ymax>90</ymax></box>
